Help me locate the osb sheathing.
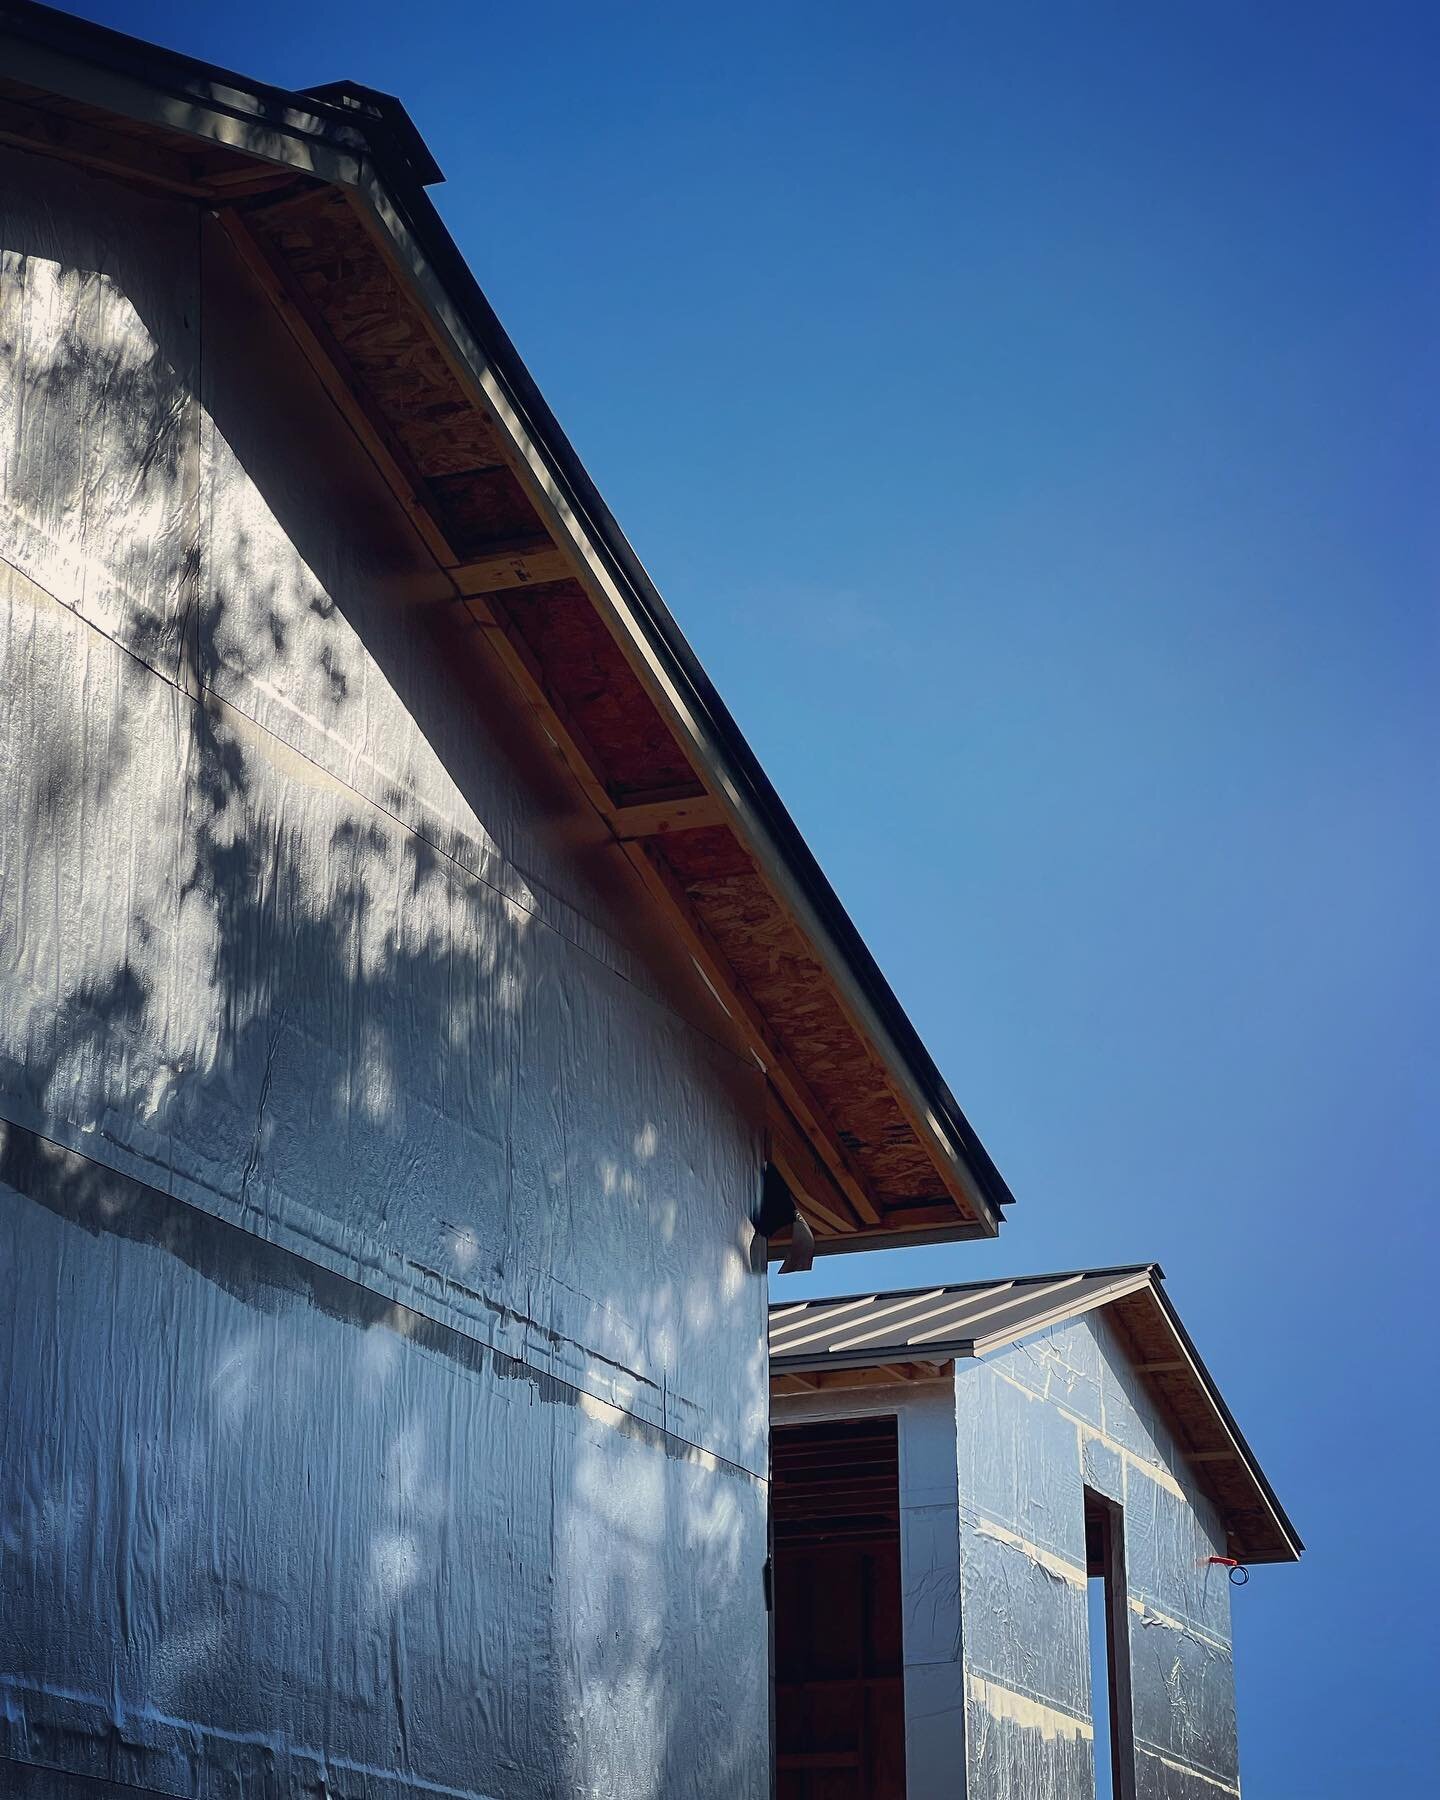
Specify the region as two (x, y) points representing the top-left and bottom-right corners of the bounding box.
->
(249, 190), (534, 546)
(501, 582), (703, 799)
(663, 829), (949, 1210)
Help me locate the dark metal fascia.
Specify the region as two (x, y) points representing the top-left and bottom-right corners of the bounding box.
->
(0, 0), (1016, 1237)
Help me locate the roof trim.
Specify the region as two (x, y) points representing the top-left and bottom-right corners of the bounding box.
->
(770, 1265), (1302, 1564)
(0, 0), (1015, 1243)
(1137, 1277), (1303, 1563)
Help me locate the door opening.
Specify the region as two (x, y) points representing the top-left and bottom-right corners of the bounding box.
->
(771, 1416), (907, 1800)
(1085, 1490), (1136, 1800)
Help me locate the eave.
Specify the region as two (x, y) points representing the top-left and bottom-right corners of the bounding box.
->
(0, 0), (1017, 1249)
(770, 1266), (1303, 1564)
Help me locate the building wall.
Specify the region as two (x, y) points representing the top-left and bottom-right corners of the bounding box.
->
(0, 145), (771, 1799)
(773, 1312), (1239, 1800)
(957, 1312), (1237, 1800)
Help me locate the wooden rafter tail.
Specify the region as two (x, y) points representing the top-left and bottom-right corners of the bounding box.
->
(767, 1166), (855, 1241)
(623, 840), (882, 1229)
(196, 159), (300, 195)
(876, 1201), (973, 1232)
(766, 1097), (868, 1235)
(459, 595), (619, 823)
(0, 91), (210, 195)
(215, 205), (458, 568)
(449, 537), (573, 595)
(213, 197), (662, 839)
(604, 793), (726, 839)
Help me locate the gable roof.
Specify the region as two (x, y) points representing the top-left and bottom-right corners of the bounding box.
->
(770, 1264), (1302, 1565)
(0, 0), (1016, 1250)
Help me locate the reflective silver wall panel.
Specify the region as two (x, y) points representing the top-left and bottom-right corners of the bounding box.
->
(1, 145), (770, 1798)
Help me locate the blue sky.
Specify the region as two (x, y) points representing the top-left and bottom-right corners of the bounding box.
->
(81, 1), (1440, 1789)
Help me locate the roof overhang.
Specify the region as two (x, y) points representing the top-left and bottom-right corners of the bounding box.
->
(0, 0), (1017, 1250)
(770, 1265), (1302, 1564)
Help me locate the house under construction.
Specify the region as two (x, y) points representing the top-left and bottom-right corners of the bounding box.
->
(770, 1267), (1300, 1799)
(0, 5), (1298, 1797)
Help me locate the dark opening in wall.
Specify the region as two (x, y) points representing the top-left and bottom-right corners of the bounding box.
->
(771, 1416), (907, 1800)
(1086, 1489), (1137, 1800)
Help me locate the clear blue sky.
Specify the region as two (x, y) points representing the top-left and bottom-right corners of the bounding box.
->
(79, 1), (1440, 1790)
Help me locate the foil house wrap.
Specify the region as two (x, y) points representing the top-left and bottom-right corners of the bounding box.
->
(769, 1268), (1302, 1800)
(0, 5), (1018, 1798)
(0, 7), (1299, 1800)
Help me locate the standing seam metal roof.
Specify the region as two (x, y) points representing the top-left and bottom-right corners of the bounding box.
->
(770, 1264), (1155, 1369)
(770, 1263), (1303, 1565)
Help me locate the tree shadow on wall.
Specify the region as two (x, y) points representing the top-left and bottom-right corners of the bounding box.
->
(0, 171), (768, 1800)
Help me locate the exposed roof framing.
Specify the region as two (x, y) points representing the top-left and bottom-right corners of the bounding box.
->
(0, 0), (1017, 1250)
(770, 1265), (1303, 1565)
(771, 1416), (901, 1549)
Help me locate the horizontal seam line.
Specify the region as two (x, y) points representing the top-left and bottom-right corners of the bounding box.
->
(0, 1111), (763, 1486)
(0, 550), (750, 1072)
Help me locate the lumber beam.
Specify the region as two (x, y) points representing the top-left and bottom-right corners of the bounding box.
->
(622, 840), (882, 1229)
(221, 209), (628, 861)
(605, 793), (726, 839)
(218, 206), (458, 567)
(771, 1360), (950, 1394)
(450, 537), (573, 595)
(874, 1201), (968, 1232)
(767, 1101), (868, 1236)
(459, 595), (619, 821)
(197, 159), (302, 196)
(0, 92), (210, 195)
(774, 1365), (917, 1395)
